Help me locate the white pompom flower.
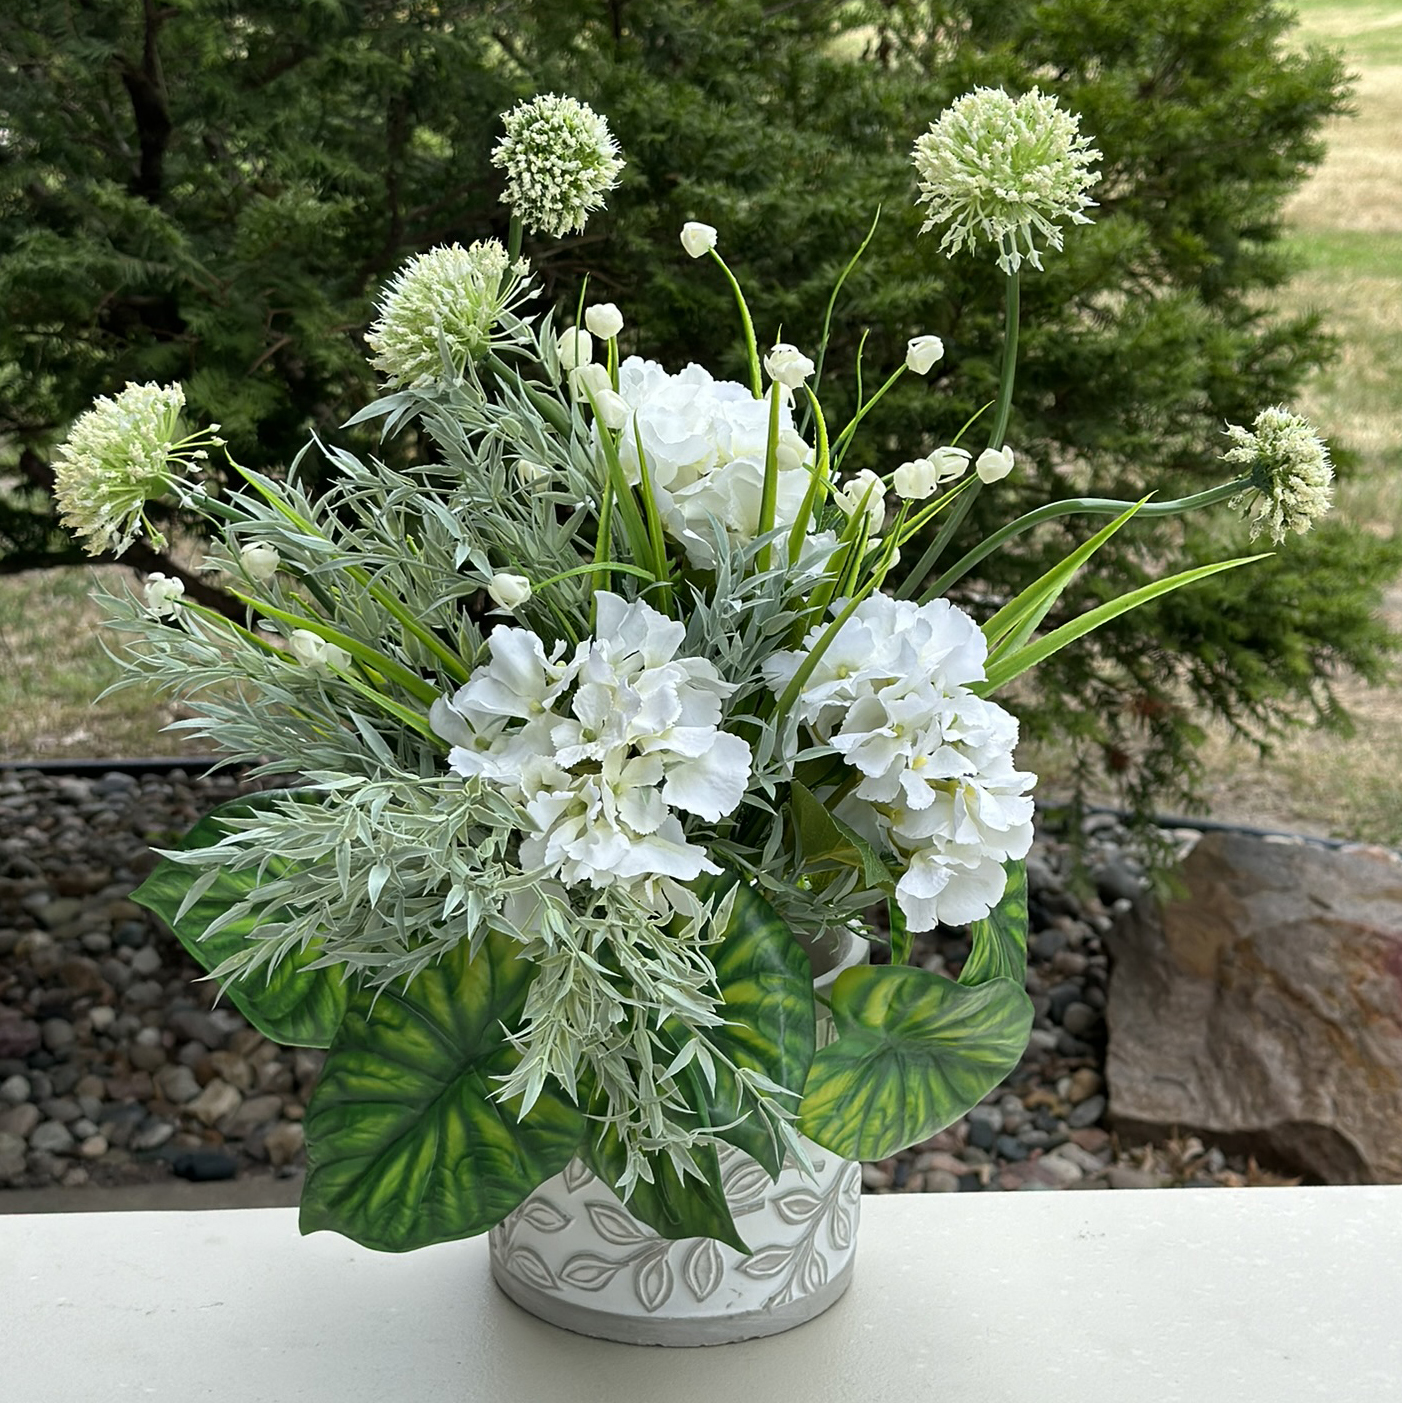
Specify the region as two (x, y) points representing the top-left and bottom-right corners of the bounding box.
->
(1224, 406), (1334, 544)
(913, 86), (1101, 274)
(491, 93), (624, 238)
(366, 241), (531, 388)
(52, 382), (221, 559)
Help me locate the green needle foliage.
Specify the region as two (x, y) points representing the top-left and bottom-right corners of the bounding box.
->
(2, 0), (1393, 805)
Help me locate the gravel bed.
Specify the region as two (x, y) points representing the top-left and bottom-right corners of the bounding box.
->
(0, 766), (1293, 1197)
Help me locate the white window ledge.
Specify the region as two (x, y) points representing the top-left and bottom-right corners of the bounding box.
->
(3, 1188), (1400, 1400)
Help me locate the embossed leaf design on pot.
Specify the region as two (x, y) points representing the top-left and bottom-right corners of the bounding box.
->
(772, 1189), (824, 1225)
(721, 1157), (772, 1214)
(683, 1238), (724, 1302)
(830, 1199), (854, 1251)
(800, 1247), (829, 1295)
(586, 1199), (650, 1247)
(562, 1158), (595, 1192)
(634, 1245), (676, 1313)
(738, 1247), (795, 1279)
(519, 1199), (572, 1233)
(559, 1253), (631, 1291)
(505, 1246), (558, 1292)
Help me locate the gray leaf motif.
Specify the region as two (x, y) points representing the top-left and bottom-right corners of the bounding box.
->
(772, 1189), (823, 1226)
(737, 1246), (794, 1280)
(634, 1245), (675, 1313)
(558, 1253), (631, 1292)
(800, 1244), (830, 1295)
(829, 1198), (854, 1252)
(586, 1200), (650, 1247)
(562, 1158), (596, 1193)
(519, 1199), (572, 1233)
(682, 1238), (724, 1302)
(504, 1246), (558, 1293)
(721, 1159), (771, 1214)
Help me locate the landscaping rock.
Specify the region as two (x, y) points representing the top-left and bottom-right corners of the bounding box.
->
(1106, 832), (1402, 1183)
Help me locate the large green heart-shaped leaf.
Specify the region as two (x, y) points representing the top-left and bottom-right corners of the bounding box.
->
(300, 929), (585, 1253)
(131, 792), (347, 1048)
(798, 965), (1033, 1161)
(666, 880), (816, 1179)
(959, 860), (1028, 988)
(583, 1122), (748, 1254)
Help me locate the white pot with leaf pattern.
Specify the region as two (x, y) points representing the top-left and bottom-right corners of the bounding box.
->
(488, 927), (869, 1346)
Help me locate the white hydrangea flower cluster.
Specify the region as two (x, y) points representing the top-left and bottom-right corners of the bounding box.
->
(52, 382), (219, 558)
(913, 86), (1101, 275)
(611, 356), (814, 569)
(764, 594), (1035, 930)
(491, 93), (624, 238)
(431, 593), (751, 902)
(366, 241), (531, 388)
(1224, 406), (1334, 544)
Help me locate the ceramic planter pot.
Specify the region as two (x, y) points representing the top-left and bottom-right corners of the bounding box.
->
(488, 927), (869, 1346)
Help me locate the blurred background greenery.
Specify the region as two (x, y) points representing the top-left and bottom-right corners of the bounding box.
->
(1, 0), (1398, 838)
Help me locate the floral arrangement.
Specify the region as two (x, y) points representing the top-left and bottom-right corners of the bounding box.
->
(55, 87), (1331, 1253)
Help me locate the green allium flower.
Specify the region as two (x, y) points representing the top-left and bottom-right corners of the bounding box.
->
(1225, 407), (1334, 544)
(491, 94), (624, 238)
(913, 87), (1101, 274)
(53, 382), (219, 558)
(366, 240), (530, 388)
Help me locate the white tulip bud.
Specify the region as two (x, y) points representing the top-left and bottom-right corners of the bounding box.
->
(906, 335), (945, 375)
(240, 542), (280, 583)
(555, 326), (593, 371)
(931, 446), (972, 482)
(143, 572), (185, 618)
(594, 388), (631, 432)
(764, 342), (815, 390)
(289, 629), (350, 673)
(976, 445), (1016, 483)
(833, 469), (886, 536)
(487, 572), (533, 610)
(515, 458), (549, 485)
(893, 458), (938, 501)
(680, 222), (718, 258)
(569, 362), (613, 401)
(583, 302), (623, 339)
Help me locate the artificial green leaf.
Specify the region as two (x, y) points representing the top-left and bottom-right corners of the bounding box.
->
(978, 554), (1269, 694)
(584, 1123), (748, 1254)
(959, 860), (1028, 988)
(666, 879), (816, 1179)
(299, 930), (585, 1253)
(790, 780), (896, 893)
(887, 895), (912, 966)
(131, 792), (347, 1049)
(798, 965), (1033, 1161)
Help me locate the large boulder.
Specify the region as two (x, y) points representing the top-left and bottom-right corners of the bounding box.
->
(1105, 832), (1402, 1183)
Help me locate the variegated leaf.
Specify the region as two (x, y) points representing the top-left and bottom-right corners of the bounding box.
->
(959, 860), (1028, 988)
(799, 966), (1033, 1162)
(299, 929), (585, 1252)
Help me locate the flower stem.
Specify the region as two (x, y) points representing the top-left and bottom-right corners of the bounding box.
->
(896, 257), (1019, 600)
(708, 250), (763, 399)
(755, 382), (784, 575)
(921, 476), (1251, 601)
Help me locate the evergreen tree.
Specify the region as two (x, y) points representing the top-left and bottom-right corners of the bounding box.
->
(1, 0), (1390, 799)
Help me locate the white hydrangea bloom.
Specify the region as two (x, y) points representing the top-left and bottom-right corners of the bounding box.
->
(366, 240), (531, 388)
(913, 87), (1101, 274)
(765, 593), (1034, 931)
(491, 93), (624, 238)
(610, 357), (814, 569)
(52, 382), (220, 558)
(1224, 406), (1334, 544)
(431, 593), (751, 900)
